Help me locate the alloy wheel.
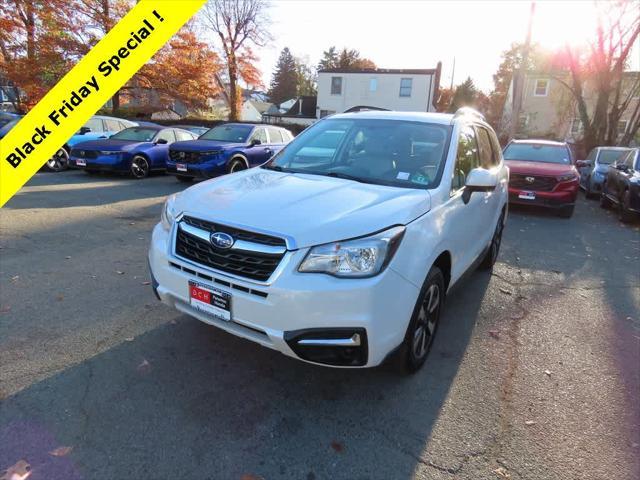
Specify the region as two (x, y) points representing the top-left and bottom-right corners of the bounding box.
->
(131, 156), (149, 179)
(412, 284), (440, 360)
(46, 148), (69, 172)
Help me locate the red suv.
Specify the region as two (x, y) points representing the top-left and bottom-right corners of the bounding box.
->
(503, 140), (579, 218)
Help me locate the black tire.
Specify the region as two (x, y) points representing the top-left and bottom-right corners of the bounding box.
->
(479, 212), (505, 270)
(228, 158), (247, 173)
(45, 148), (69, 172)
(130, 155), (150, 179)
(600, 192), (613, 209)
(619, 190), (635, 223)
(176, 175), (193, 183)
(399, 266), (445, 374)
(584, 179), (595, 199)
(558, 205), (574, 218)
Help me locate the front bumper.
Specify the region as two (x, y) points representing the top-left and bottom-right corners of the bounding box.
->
(148, 223), (419, 368)
(166, 159), (226, 179)
(69, 154), (129, 171)
(508, 181), (579, 208)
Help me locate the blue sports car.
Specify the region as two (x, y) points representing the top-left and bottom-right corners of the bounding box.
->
(69, 125), (198, 179)
(166, 123), (293, 182)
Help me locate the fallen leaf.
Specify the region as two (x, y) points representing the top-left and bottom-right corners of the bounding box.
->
(489, 330), (500, 340)
(65, 256), (71, 260)
(10, 275), (19, 282)
(56, 295), (64, 302)
(49, 446), (72, 457)
(137, 359), (151, 372)
(493, 466), (510, 478)
(240, 475), (263, 480)
(141, 281), (151, 286)
(116, 271), (125, 275)
(0, 306), (10, 314)
(524, 420), (536, 426)
(129, 222), (136, 225)
(125, 337), (134, 342)
(1, 460), (31, 480)
(544, 370), (552, 377)
(169, 319), (177, 325)
(498, 287), (512, 295)
(330, 440), (344, 453)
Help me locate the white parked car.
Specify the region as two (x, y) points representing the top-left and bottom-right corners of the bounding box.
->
(149, 109), (508, 372)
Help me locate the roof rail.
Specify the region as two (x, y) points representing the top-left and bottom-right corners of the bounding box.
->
(452, 107), (485, 121)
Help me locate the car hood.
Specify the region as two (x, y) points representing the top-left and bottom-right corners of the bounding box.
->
(71, 139), (143, 151)
(174, 168), (431, 249)
(170, 139), (245, 151)
(505, 160), (575, 176)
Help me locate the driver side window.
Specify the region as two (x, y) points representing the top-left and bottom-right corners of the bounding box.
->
(451, 125), (479, 194)
(251, 128), (268, 144)
(156, 129), (176, 144)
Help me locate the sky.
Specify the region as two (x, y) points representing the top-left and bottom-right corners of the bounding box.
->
(257, 0), (640, 93)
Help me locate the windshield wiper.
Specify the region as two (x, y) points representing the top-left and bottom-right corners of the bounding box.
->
(261, 164), (284, 171)
(325, 171), (367, 183)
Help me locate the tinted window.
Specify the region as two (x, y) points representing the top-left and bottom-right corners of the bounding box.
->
(452, 125), (479, 192)
(200, 124), (253, 143)
(503, 143), (570, 165)
(475, 127), (496, 169)
(83, 118), (103, 132)
(156, 129), (176, 143)
(266, 118), (451, 189)
(111, 127), (158, 142)
(599, 148), (630, 165)
(586, 149), (597, 161)
(267, 127), (283, 143)
(175, 129), (195, 141)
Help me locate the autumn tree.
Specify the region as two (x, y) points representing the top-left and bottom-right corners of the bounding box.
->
(435, 87), (454, 113)
(317, 46), (376, 70)
(268, 47), (297, 105)
(295, 56), (317, 96)
(201, 0), (270, 121)
(551, 1), (640, 150)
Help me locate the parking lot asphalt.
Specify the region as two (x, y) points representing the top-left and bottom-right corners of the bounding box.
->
(0, 170), (639, 480)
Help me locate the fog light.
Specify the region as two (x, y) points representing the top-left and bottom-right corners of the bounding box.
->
(284, 328), (368, 366)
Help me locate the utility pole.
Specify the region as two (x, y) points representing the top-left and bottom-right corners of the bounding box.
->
(450, 57), (456, 90)
(509, 1), (536, 141)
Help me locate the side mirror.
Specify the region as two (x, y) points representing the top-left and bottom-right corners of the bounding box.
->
(576, 160), (590, 168)
(155, 138), (169, 145)
(249, 138), (261, 147)
(79, 126), (91, 135)
(615, 163), (628, 171)
(463, 168), (497, 204)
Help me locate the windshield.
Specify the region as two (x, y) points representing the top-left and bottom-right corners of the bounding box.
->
(263, 118), (451, 189)
(599, 149), (630, 165)
(111, 127), (157, 142)
(503, 143), (571, 164)
(200, 124), (253, 142)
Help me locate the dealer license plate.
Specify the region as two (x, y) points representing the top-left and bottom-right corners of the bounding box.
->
(176, 163), (187, 172)
(189, 281), (231, 322)
(518, 191), (536, 200)
(76, 158), (86, 167)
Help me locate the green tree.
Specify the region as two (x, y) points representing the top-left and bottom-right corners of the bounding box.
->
(268, 47), (298, 104)
(449, 77), (479, 112)
(317, 46), (376, 70)
(295, 57), (317, 96)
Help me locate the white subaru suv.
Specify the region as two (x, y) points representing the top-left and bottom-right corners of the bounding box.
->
(149, 109), (508, 372)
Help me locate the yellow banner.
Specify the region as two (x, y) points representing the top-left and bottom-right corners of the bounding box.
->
(0, 0), (206, 207)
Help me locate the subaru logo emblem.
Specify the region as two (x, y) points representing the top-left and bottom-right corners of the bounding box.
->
(179, 151), (186, 159)
(80, 151), (85, 157)
(210, 232), (234, 249)
(525, 176), (535, 183)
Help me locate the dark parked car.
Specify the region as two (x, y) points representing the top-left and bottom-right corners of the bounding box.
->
(68, 126), (197, 179)
(577, 146), (631, 198)
(166, 123), (293, 182)
(600, 148), (640, 223)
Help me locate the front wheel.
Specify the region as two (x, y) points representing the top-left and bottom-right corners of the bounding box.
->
(130, 155), (150, 179)
(479, 212), (505, 271)
(228, 158), (247, 173)
(45, 148), (69, 172)
(400, 266), (445, 374)
(585, 178), (595, 199)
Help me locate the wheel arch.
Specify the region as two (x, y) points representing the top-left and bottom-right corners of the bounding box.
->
(228, 153), (249, 169)
(432, 250), (452, 292)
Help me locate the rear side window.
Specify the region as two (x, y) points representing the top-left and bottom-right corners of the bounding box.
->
(451, 125), (479, 193)
(175, 129), (195, 141)
(475, 126), (497, 169)
(104, 119), (121, 131)
(156, 129), (176, 143)
(251, 128), (268, 144)
(267, 127), (283, 143)
(84, 118), (103, 132)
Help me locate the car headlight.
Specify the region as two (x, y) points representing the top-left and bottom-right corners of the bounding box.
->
(160, 194), (179, 231)
(298, 226), (405, 278)
(557, 173), (577, 182)
(99, 151), (120, 155)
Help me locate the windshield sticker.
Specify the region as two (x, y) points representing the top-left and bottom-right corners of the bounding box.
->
(396, 171), (410, 180)
(410, 173), (430, 185)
